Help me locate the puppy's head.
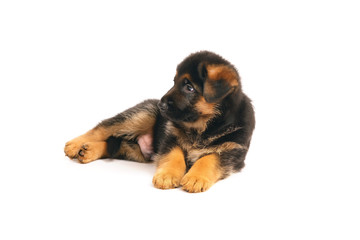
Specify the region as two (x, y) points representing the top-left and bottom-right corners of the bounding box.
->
(158, 51), (241, 127)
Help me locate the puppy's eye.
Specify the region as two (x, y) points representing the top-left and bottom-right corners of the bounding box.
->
(186, 84), (195, 92)
(183, 78), (195, 93)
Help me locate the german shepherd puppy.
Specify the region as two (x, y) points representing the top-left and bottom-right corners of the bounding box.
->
(64, 51), (255, 193)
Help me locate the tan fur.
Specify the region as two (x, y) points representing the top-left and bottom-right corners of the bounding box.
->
(64, 52), (253, 193)
(64, 128), (110, 159)
(64, 111), (156, 162)
(186, 142), (246, 163)
(118, 141), (147, 163)
(182, 117), (212, 132)
(195, 96), (218, 115)
(78, 141), (108, 164)
(181, 153), (223, 193)
(182, 97), (219, 132)
(202, 64), (240, 103)
(153, 147), (186, 189)
(179, 73), (191, 82)
(206, 64), (239, 87)
(165, 120), (246, 158)
(108, 112), (156, 139)
(164, 121), (177, 136)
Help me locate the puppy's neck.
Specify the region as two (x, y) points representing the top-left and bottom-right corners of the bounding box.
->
(181, 115), (213, 133)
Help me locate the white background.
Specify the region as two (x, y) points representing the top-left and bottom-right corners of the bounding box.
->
(1, 0), (359, 239)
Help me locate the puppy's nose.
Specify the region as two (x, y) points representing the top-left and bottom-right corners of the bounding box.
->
(158, 101), (168, 111)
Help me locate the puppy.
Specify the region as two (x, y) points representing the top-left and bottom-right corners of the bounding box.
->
(64, 51), (255, 193)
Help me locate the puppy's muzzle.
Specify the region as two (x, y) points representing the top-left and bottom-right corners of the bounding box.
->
(158, 99), (174, 112)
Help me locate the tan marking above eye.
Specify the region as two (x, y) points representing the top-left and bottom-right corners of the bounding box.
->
(177, 73), (191, 82)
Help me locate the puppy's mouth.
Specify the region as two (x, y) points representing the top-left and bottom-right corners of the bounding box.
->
(158, 102), (198, 123)
(163, 113), (197, 123)
(158, 108), (178, 121)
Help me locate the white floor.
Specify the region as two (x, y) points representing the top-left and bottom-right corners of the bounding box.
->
(1, 1), (359, 239)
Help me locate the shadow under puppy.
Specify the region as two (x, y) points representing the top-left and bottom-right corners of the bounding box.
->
(64, 51), (255, 193)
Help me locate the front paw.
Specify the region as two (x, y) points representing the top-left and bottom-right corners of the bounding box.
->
(152, 170), (183, 189)
(180, 175), (213, 193)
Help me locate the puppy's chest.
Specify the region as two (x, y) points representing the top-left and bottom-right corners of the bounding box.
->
(166, 121), (242, 163)
(179, 135), (213, 164)
(185, 147), (211, 163)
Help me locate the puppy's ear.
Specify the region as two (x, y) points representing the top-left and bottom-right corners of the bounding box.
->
(198, 62), (208, 80)
(201, 64), (239, 103)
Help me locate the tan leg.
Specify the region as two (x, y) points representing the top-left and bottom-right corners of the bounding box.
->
(65, 100), (159, 163)
(152, 147), (186, 189)
(76, 141), (108, 164)
(117, 141), (148, 163)
(64, 127), (110, 162)
(181, 153), (223, 193)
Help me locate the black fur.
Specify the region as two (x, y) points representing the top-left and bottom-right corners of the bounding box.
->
(65, 51), (255, 189)
(104, 51), (255, 178)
